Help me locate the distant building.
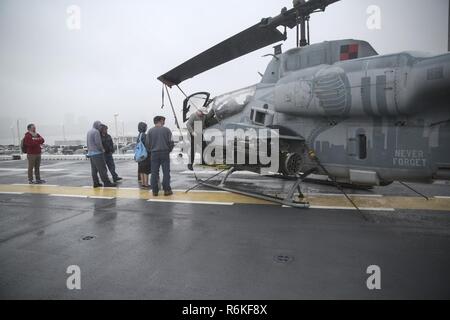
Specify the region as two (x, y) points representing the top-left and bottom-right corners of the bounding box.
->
(121, 136), (136, 145)
(54, 140), (85, 146)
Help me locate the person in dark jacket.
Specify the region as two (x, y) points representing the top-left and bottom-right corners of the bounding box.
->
(137, 122), (152, 189)
(100, 124), (122, 183)
(23, 124), (46, 184)
(87, 121), (116, 188)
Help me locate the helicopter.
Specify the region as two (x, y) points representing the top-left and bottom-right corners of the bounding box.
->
(158, 0), (450, 207)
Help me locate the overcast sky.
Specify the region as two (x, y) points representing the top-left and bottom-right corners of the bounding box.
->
(0, 0), (448, 144)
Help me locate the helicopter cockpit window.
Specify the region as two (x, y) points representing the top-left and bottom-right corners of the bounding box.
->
(211, 86), (256, 121)
(183, 92), (210, 123)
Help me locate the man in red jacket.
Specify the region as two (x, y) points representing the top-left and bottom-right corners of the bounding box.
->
(23, 124), (46, 184)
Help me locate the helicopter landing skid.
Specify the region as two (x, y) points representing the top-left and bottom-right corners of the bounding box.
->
(194, 167), (318, 209)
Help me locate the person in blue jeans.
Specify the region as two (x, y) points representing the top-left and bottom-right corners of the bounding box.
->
(86, 121), (116, 188)
(100, 124), (122, 183)
(145, 116), (174, 196)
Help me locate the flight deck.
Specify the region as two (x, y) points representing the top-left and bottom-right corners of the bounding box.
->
(0, 157), (449, 299)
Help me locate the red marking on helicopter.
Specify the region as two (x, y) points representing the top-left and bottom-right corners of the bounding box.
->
(340, 44), (359, 61)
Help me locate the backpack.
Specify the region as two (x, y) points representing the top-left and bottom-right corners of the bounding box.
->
(134, 133), (148, 162)
(20, 137), (27, 153)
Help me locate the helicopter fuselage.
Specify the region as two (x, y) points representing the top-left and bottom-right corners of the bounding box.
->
(204, 39), (450, 186)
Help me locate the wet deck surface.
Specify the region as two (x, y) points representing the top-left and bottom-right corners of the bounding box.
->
(0, 158), (450, 299)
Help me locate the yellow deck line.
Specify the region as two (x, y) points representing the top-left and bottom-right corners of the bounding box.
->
(0, 184), (271, 205)
(0, 184), (449, 211)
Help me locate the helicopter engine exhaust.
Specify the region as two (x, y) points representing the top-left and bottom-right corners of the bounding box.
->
(279, 152), (303, 176)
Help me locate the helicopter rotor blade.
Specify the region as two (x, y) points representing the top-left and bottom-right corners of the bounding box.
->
(157, 0), (341, 87)
(157, 22), (286, 87)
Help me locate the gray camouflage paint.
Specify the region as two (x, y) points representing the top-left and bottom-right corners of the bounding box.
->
(205, 39), (450, 185)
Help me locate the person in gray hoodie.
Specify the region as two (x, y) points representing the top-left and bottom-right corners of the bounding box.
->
(87, 121), (116, 188)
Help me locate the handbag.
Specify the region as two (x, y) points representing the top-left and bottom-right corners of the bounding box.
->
(134, 133), (148, 162)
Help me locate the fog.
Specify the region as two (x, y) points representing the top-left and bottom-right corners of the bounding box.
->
(0, 0), (448, 145)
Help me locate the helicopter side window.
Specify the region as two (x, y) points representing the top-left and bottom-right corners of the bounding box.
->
(358, 134), (367, 160)
(284, 54), (302, 72)
(307, 50), (326, 67)
(283, 48), (328, 72)
(254, 112), (266, 125)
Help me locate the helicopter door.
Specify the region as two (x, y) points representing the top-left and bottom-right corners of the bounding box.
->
(182, 92), (211, 123)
